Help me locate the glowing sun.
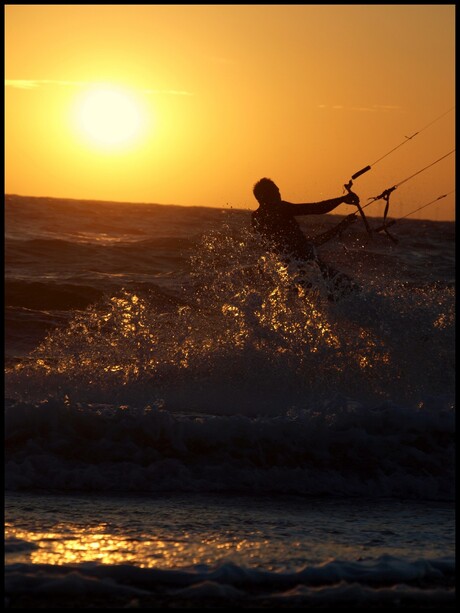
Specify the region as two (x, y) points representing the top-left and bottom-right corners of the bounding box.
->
(74, 86), (147, 149)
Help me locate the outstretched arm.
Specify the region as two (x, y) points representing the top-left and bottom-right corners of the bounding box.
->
(281, 191), (359, 216)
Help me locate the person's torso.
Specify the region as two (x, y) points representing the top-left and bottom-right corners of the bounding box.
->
(252, 203), (316, 260)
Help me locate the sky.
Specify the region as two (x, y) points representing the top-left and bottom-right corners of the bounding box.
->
(4, 4), (456, 220)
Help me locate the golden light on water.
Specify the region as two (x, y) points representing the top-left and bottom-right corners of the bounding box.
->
(5, 524), (273, 569)
(12, 278), (373, 392)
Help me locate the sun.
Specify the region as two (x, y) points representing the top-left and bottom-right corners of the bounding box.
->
(73, 85), (147, 150)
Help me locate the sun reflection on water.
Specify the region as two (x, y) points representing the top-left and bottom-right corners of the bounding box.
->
(5, 523), (273, 569)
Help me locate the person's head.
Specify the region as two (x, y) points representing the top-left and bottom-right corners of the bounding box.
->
(253, 178), (281, 205)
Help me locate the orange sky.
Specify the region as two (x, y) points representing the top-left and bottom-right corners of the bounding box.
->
(4, 4), (455, 220)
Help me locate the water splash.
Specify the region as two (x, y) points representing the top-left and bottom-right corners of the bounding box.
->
(6, 224), (455, 414)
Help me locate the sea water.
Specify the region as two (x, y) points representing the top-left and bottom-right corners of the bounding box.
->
(4, 194), (455, 607)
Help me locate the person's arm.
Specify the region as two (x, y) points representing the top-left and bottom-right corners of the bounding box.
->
(281, 191), (359, 216)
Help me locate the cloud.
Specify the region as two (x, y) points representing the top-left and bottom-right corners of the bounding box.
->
(5, 80), (194, 96)
(373, 104), (401, 110)
(5, 79), (87, 89)
(350, 106), (378, 112)
(317, 103), (402, 112)
(142, 89), (194, 96)
(5, 80), (37, 89)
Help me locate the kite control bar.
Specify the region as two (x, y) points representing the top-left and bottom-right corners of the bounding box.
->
(350, 165), (371, 181)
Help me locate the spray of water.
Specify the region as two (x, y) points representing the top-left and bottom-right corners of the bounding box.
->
(6, 223), (455, 414)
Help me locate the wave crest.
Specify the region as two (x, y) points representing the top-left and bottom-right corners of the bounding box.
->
(5, 224), (455, 413)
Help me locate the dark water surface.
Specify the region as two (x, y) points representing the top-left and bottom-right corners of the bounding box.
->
(4, 194), (455, 607)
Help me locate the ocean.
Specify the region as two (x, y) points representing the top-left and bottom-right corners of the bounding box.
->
(4, 194), (455, 608)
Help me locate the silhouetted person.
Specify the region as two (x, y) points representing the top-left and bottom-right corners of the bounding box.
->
(252, 178), (360, 300)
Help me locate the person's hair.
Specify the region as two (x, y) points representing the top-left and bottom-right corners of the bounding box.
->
(253, 178), (279, 204)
